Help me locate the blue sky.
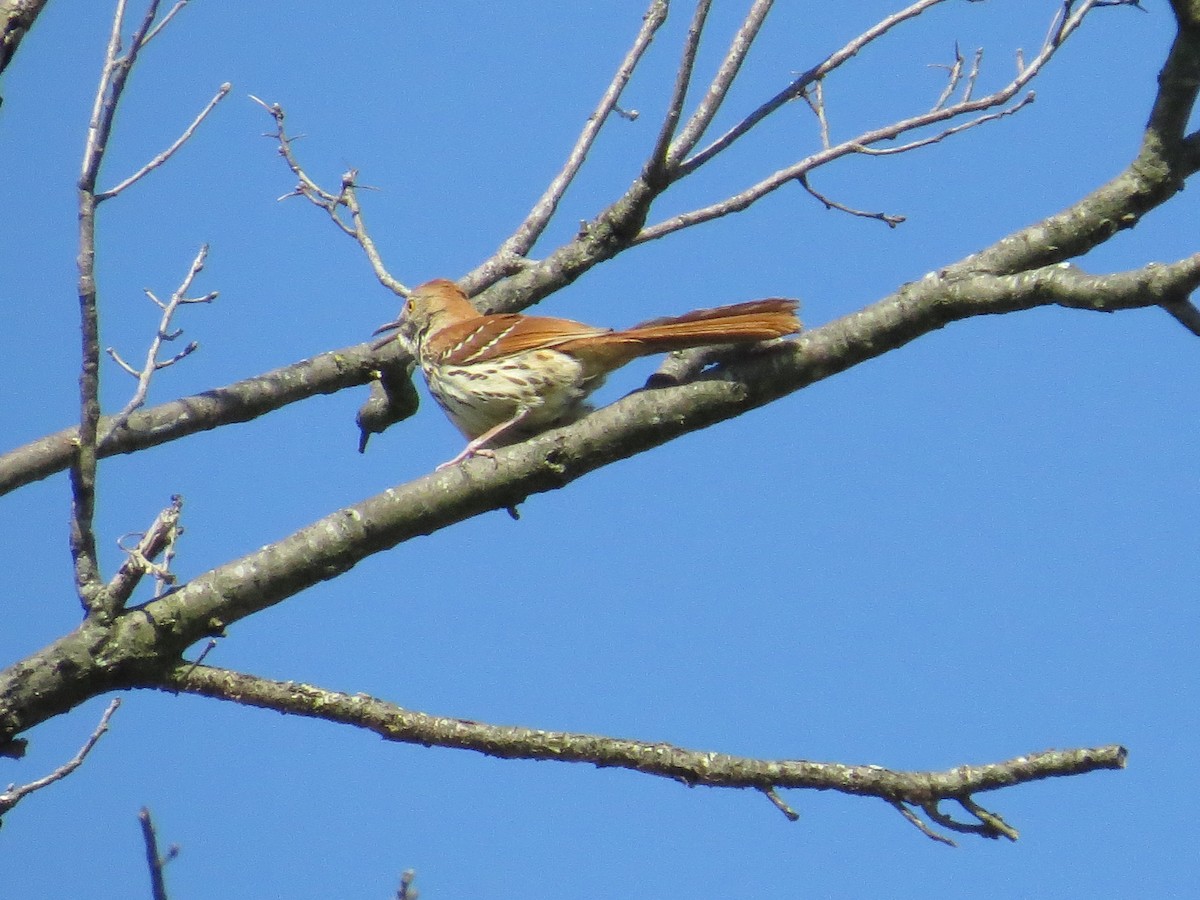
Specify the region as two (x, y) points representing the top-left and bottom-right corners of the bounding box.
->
(2, 2), (1197, 897)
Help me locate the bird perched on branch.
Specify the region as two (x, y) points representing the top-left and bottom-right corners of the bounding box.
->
(373, 278), (801, 468)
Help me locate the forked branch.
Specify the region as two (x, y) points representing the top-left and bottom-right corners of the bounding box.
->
(104, 245), (216, 440)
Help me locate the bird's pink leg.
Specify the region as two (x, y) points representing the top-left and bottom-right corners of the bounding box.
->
(435, 407), (532, 470)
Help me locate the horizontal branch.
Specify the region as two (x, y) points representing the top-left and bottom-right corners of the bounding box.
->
(158, 664), (1126, 806)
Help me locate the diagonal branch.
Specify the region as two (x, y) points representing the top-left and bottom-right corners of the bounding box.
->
(663, 0), (774, 171)
(0, 0), (50, 80)
(96, 81), (231, 201)
(0, 339), (395, 497)
(0, 699), (120, 818)
(485, 0), (669, 277)
(635, 0), (1111, 245)
(151, 662), (1125, 841)
(1, 0), (1191, 519)
(5, 246), (1199, 751)
(680, 0), (951, 176)
(644, 0), (713, 182)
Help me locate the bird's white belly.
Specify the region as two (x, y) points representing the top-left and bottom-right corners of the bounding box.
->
(424, 349), (597, 440)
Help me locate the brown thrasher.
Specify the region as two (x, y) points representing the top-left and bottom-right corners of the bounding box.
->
(374, 278), (801, 468)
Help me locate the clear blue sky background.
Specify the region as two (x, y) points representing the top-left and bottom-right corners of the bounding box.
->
(2, 2), (1197, 897)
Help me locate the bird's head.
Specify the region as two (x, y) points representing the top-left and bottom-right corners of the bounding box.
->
(372, 278), (478, 355)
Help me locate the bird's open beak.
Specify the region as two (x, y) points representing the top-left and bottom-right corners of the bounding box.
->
(370, 319), (402, 350)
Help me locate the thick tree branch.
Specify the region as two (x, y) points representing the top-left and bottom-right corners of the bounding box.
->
(0, 340), (393, 497)
(0, 0), (48, 80)
(4, 247), (1198, 746)
(0, 0), (1172, 505)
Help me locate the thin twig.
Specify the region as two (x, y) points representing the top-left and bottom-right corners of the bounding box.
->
(890, 800), (957, 846)
(139, 807), (178, 900)
(762, 786), (800, 821)
(107, 494), (184, 607)
(929, 42), (965, 112)
(798, 174), (906, 226)
(251, 96), (407, 296)
(646, 0), (713, 182)
(666, 0), (774, 169)
(483, 0), (668, 277)
(0, 699), (121, 818)
(97, 81), (231, 201)
(396, 870), (418, 900)
(103, 245), (214, 440)
(1161, 298), (1200, 335)
(681, 0), (950, 176)
(922, 795), (1019, 841)
(337, 170), (408, 296)
(802, 79), (831, 149)
(960, 795), (1020, 840)
(848, 94), (1035, 156)
(635, 12), (1066, 247)
(140, 0), (187, 46)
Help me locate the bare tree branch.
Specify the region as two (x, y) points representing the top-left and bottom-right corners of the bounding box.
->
(73, 0), (167, 614)
(72, 0), (203, 622)
(0, 699), (120, 819)
(892, 800), (958, 846)
(138, 807), (178, 900)
(104, 246), (215, 438)
(108, 495), (184, 608)
(680, 0), (952, 175)
(0, 339), (394, 497)
(645, 0), (714, 180)
(663, 0), (773, 170)
(0, 11), (1194, 849)
(250, 97), (408, 298)
(486, 0), (669, 279)
(151, 662), (1125, 839)
(96, 81), (231, 201)
(5, 239), (1197, 755)
(0, 0), (49, 80)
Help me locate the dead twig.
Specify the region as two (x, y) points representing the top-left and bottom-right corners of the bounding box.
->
(104, 246), (215, 440)
(250, 96), (407, 297)
(0, 699), (121, 821)
(139, 807), (179, 900)
(108, 495), (184, 607)
(96, 81), (231, 201)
